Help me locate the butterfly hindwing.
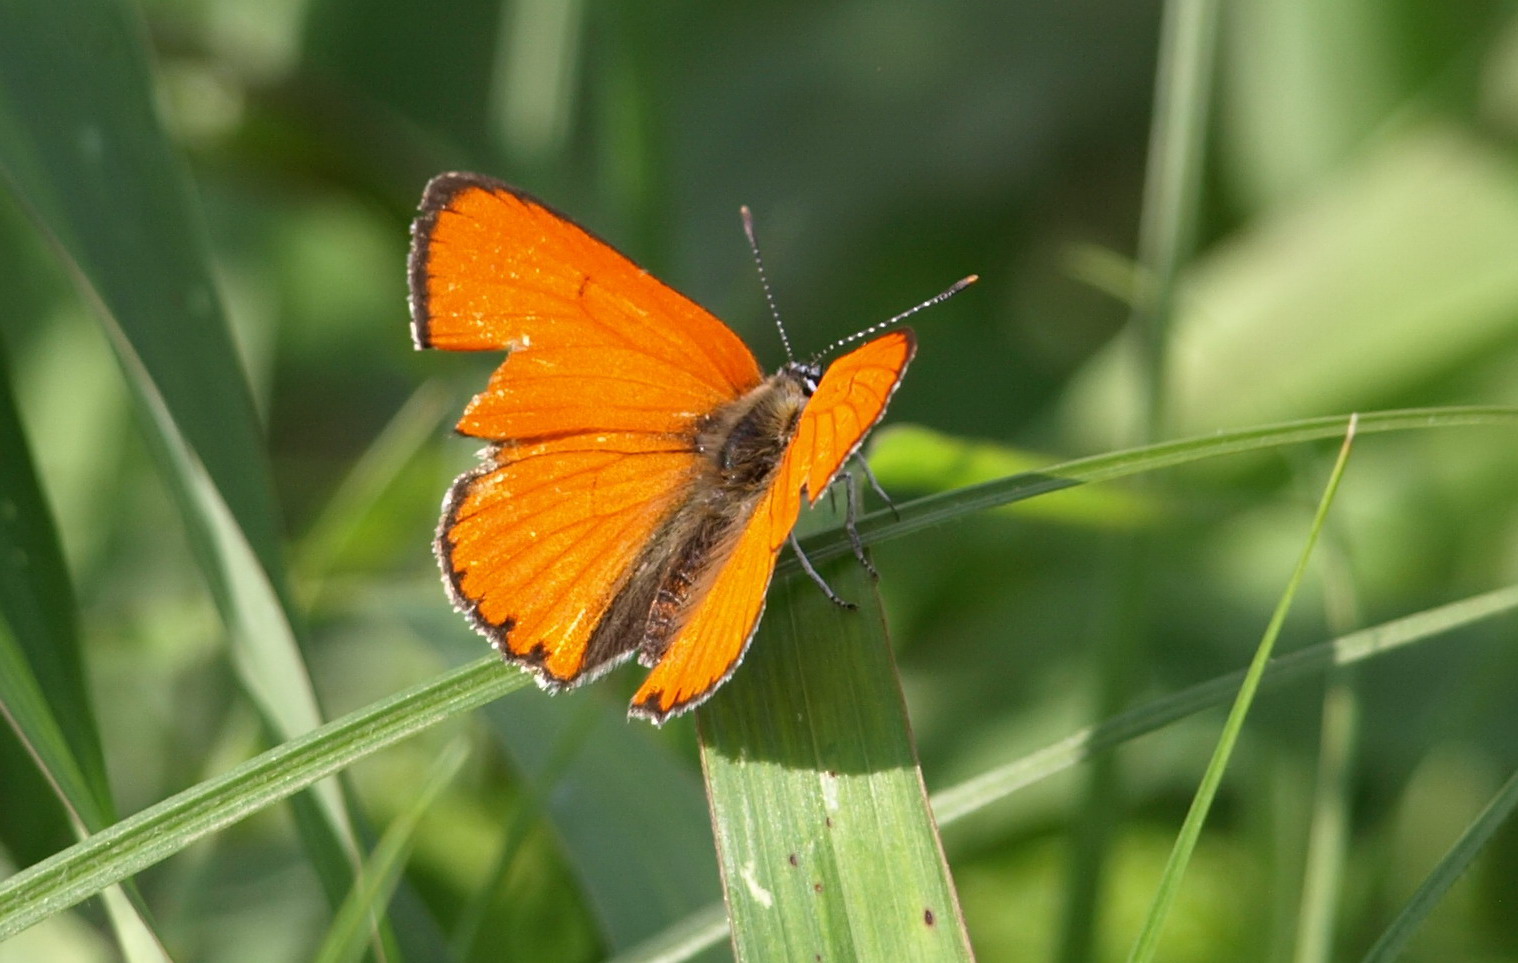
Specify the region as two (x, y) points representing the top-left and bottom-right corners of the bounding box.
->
(441, 433), (700, 686)
(627, 476), (786, 722)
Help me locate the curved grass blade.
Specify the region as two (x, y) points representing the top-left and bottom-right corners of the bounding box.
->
(1292, 520), (1364, 963)
(296, 381), (452, 597)
(932, 581), (1518, 824)
(1126, 416), (1358, 963)
(1293, 674), (1359, 963)
(697, 557), (973, 961)
(0, 346), (110, 819)
(0, 0), (366, 907)
(1066, 0), (1222, 952)
(612, 904), (729, 963)
(0, 0), (284, 582)
(792, 405), (1518, 572)
(0, 351), (108, 831)
(1359, 765), (1518, 963)
(0, 332), (167, 960)
(0, 658), (527, 941)
(450, 707), (598, 958)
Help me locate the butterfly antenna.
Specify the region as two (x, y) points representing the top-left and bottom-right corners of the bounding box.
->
(818, 274), (979, 357)
(740, 205), (795, 363)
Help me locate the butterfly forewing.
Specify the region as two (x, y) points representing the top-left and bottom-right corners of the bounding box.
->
(456, 343), (736, 441)
(790, 329), (916, 504)
(411, 173), (763, 400)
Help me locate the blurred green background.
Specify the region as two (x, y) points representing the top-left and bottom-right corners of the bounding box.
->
(3, 0), (1518, 960)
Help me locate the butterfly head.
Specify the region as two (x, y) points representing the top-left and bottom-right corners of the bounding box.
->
(783, 359), (824, 395)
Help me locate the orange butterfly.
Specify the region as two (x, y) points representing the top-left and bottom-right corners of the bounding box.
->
(410, 173), (972, 723)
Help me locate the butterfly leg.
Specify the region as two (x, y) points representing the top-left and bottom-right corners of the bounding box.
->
(835, 471), (879, 580)
(788, 532), (856, 610)
(854, 453), (899, 520)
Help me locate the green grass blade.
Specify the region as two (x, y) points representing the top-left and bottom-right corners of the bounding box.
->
(0, 628), (94, 833)
(0, 0), (284, 583)
(5, 575), (1511, 955)
(0, 349), (108, 828)
(1293, 675), (1359, 963)
(1130, 0), (1220, 435)
(313, 741), (467, 963)
(450, 707), (598, 957)
(609, 905), (730, 963)
(1359, 765), (1518, 963)
(1127, 417), (1359, 963)
(1066, 0), (1221, 951)
(0, 658), (527, 942)
(697, 556), (972, 961)
(0, 0), (367, 904)
(796, 405), (1518, 569)
(0, 325), (168, 960)
(1291, 498), (1364, 963)
(866, 424), (1154, 529)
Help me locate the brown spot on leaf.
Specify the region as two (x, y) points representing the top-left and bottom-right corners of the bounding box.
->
(924, 907), (936, 926)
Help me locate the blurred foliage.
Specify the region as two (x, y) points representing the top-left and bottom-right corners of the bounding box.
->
(3, 0), (1518, 960)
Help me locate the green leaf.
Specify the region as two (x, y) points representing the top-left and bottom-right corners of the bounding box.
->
(866, 424), (1153, 529)
(698, 556), (972, 960)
